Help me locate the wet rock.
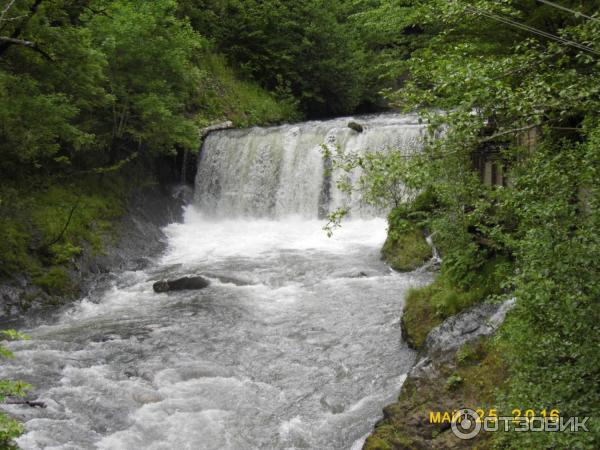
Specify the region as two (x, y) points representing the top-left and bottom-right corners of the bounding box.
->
(153, 276), (210, 293)
(4, 398), (47, 408)
(199, 120), (234, 138)
(330, 268), (382, 279)
(424, 298), (516, 359)
(365, 299), (517, 450)
(347, 121), (364, 133)
(0, 184), (188, 324)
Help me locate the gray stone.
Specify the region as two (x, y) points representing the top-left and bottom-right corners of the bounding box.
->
(423, 298), (516, 358)
(347, 121), (364, 133)
(153, 276), (210, 293)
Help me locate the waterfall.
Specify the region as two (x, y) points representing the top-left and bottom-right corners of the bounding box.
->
(195, 113), (426, 218)
(2, 113), (433, 450)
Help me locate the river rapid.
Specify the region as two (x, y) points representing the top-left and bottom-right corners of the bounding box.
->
(1, 114), (430, 449)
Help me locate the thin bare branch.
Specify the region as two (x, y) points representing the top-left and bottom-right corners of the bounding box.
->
(45, 198), (80, 248)
(0, 35), (52, 60)
(0, 0), (17, 23)
(480, 123), (541, 143)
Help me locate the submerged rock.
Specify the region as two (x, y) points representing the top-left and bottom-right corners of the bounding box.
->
(153, 276), (210, 293)
(202, 273), (253, 286)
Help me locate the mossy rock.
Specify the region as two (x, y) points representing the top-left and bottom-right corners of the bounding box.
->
(32, 267), (73, 296)
(401, 278), (485, 350)
(348, 121), (364, 133)
(364, 424), (415, 450)
(366, 337), (504, 450)
(401, 257), (512, 350)
(381, 225), (431, 272)
(401, 284), (440, 349)
(363, 436), (393, 450)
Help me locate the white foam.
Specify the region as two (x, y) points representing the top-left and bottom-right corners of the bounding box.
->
(162, 207), (388, 264)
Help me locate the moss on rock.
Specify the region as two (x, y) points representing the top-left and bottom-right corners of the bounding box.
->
(381, 224), (431, 272)
(367, 337), (506, 450)
(32, 267), (73, 296)
(401, 257), (511, 349)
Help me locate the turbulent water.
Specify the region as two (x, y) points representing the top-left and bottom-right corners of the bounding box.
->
(196, 113), (426, 218)
(0, 114), (430, 450)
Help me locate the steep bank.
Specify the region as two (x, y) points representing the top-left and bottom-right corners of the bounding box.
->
(365, 300), (514, 450)
(369, 223), (515, 449)
(0, 181), (188, 325)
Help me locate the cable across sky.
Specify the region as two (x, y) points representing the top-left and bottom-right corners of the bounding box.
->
(535, 0), (600, 23)
(462, 4), (600, 57)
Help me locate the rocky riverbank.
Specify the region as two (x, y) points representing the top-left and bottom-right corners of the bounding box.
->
(364, 299), (515, 450)
(0, 184), (189, 326)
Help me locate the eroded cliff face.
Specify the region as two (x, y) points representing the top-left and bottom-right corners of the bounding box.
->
(0, 184), (189, 325)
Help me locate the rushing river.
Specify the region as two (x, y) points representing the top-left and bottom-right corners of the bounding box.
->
(1, 114), (431, 449)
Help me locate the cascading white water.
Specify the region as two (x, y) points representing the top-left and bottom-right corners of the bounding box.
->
(0, 113), (432, 450)
(196, 113), (426, 218)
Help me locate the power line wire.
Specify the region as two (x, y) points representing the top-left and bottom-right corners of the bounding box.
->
(475, 8), (594, 53)
(535, 0), (600, 23)
(463, 5), (600, 57)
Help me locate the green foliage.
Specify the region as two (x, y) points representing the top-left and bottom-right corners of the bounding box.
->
(32, 185), (123, 255)
(0, 331), (30, 447)
(179, 0), (371, 116)
(86, 0), (205, 160)
(341, 1), (600, 448)
(0, 414), (23, 448)
(402, 257), (511, 349)
(195, 53), (300, 127)
(0, 0), (299, 183)
(0, 176), (126, 279)
(346, 0), (436, 107)
(324, 143), (426, 210)
(323, 141), (429, 238)
(32, 266), (71, 295)
(0, 215), (34, 278)
(493, 138), (600, 449)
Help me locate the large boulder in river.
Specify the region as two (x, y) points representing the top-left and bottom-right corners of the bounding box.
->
(347, 121), (363, 133)
(153, 276), (210, 293)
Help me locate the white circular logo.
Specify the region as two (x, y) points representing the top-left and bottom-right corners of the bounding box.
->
(451, 408), (482, 440)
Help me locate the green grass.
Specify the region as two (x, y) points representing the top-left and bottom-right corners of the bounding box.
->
(196, 53), (301, 128)
(401, 257), (512, 349)
(0, 174), (129, 292)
